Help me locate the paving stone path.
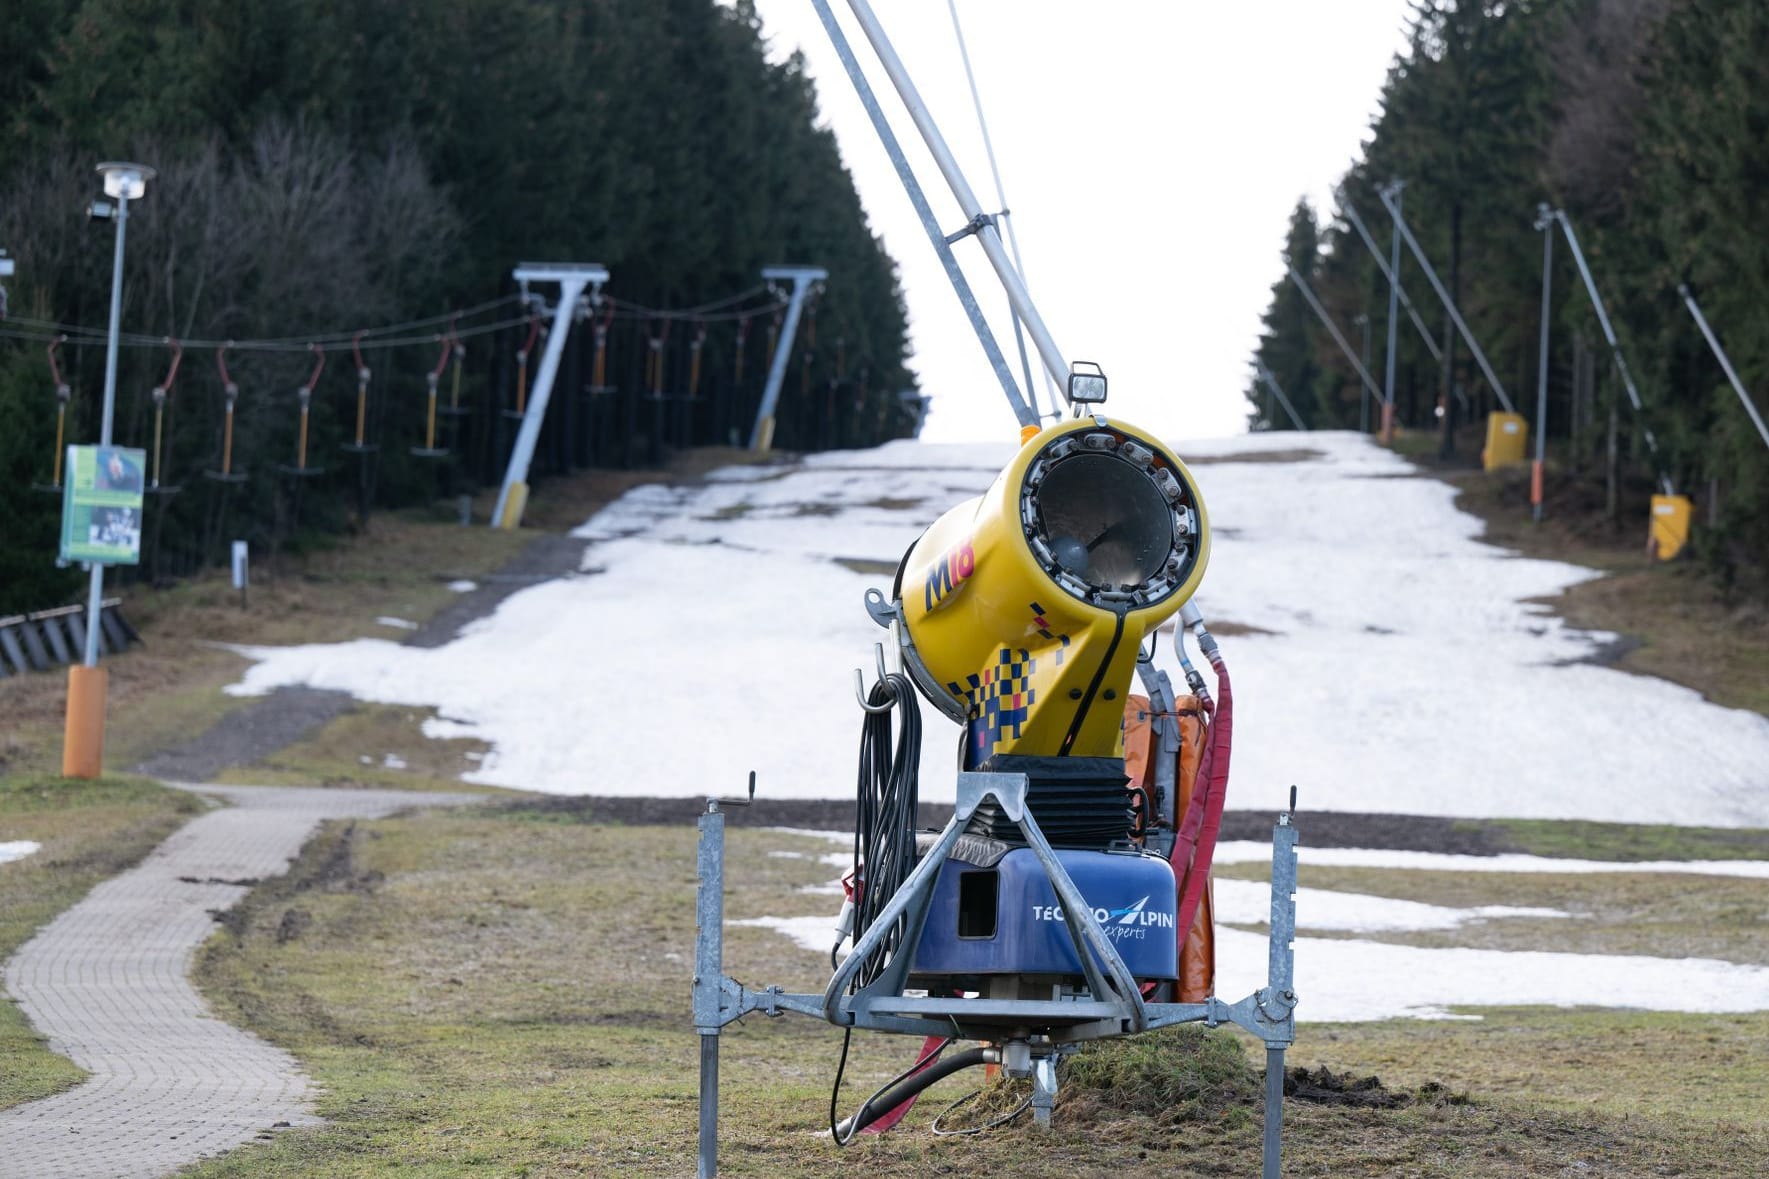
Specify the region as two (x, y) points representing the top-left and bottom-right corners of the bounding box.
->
(0, 783), (483, 1179)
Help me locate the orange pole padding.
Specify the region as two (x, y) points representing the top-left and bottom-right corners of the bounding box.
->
(53, 405), (67, 486)
(689, 341), (704, 397)
(354, 382), (368, 446)
(1019, 423), (1041, 446)
(222, 404), (235, 476)
(1379, 401), (1395, 445)
(298, 405), (310, 470)
(62, 664), (108, 779)
(425, 377), (439, 450)
(1530, 458), (1544, 507)
(515, 359), (529, 415)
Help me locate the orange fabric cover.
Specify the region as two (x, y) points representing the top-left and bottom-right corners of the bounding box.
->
(1124, 694), (1214, 1000)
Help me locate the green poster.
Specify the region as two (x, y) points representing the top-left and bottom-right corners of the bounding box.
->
(59, 446), (146, 566)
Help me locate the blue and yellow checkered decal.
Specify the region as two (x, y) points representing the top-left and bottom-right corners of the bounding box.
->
(949, 647), (1037, 756)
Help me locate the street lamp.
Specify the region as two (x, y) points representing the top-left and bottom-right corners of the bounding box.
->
(63, 161), (154, 779)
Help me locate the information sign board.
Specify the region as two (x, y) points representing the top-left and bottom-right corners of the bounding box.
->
(59, 445), (146, 566)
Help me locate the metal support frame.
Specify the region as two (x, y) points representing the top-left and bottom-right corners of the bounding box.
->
(747, 267), (827, 451)
(692, 777), (1299, 1177)
(1677, 285), (1769, 458)
(839, 0), (1069, 396)
(1253, 359), (1308, 432)
(1285, 265), (1382, 414)
(1552, 212), (1674, 493)
(490, 262), (608, 529)
(1337, 191), (1444, 366)
(1376, 183), (1517, 415)
(809, 0), (1037, 429)
(1532, 206), (1554, 523)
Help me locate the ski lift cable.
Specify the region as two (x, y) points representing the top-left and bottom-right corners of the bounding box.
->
(0, 313), (536, 355)
(810, 0), (1037, 430)
(947, 0), (1062, 420)
(0, 284), (782, 356)
(612, 284), (772, 319)
(1, 295), (521, 351)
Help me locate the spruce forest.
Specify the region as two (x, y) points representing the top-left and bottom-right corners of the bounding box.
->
(0, 0), (915, 614)
(1251, 0), (1768, 588)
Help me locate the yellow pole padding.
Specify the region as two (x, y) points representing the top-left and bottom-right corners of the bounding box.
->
(1483, 411), (1528, 471)
(1648, 494), (1692, 561)
(498, 482), (529, 530)
(62, 664), (108, 779)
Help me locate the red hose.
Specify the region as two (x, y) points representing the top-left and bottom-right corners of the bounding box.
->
(1170, 646), (1232, 954)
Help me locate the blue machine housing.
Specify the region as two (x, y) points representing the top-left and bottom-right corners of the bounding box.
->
(911, 846), (1179, 981)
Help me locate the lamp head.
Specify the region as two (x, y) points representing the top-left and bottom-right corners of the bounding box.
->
(96, 162), (155, 200)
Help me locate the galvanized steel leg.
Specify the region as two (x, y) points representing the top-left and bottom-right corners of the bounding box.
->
(698, 1033), (719, 1179)
(1031, 1055), (1057, 1129)
(694, 804), (727, 1179)
(1263, 1046), (1286, 1179)
(1262, 802), (1300, 1179)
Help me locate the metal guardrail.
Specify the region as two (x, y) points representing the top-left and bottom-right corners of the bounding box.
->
(0, 598), (140, 678)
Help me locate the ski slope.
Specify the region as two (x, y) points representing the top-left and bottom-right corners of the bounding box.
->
(228, 431), (1769, 826)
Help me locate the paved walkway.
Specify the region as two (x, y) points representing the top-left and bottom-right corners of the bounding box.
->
(0, 783), (483, 1179)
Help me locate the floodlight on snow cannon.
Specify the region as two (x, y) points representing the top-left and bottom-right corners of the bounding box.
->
(690, 5), (1303, 1178)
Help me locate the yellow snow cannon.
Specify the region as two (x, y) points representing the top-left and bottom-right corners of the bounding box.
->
(893, 414), (1209, 767)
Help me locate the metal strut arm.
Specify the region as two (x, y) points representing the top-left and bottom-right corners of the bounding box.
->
(1376, 185), (1517, 414)
(838, 0), (1069, 396)
(809, 0), (1036, 429)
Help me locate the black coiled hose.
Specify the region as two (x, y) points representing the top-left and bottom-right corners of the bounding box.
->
(829, 670), (927, 1145)
(848, 671), (921, 989)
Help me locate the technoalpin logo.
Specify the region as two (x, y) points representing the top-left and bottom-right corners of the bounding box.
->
(1028, 897), (1177, 940)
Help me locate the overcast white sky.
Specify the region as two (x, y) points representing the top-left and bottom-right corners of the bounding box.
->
(744, 1), (1415, 442)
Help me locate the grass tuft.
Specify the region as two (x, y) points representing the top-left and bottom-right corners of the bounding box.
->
(1061, 1025), (1260, 1127)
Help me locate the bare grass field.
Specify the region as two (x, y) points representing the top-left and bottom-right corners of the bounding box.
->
(2, 443), (1766, 1175)
(179, 809), (1769, 1177)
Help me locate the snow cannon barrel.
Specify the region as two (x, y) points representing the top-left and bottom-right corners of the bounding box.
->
(894, 416), (1209, 766)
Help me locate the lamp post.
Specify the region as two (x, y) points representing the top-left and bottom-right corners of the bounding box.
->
(63, 161), (153, 779)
